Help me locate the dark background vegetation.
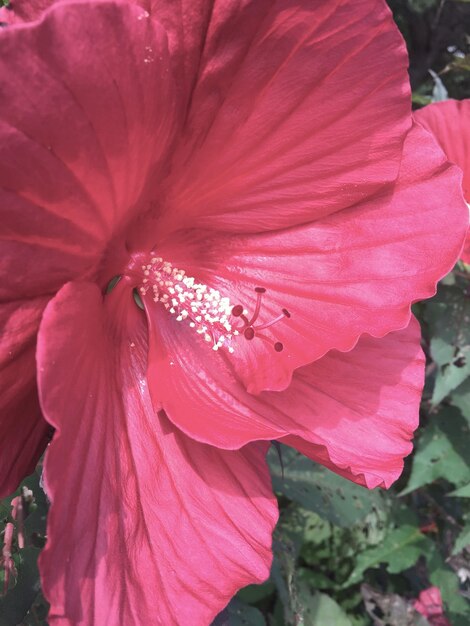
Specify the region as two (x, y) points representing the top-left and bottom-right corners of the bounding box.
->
(1, 0), (469, 624)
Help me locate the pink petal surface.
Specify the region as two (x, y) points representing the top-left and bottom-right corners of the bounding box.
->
(158, 0), (412, 235)
(414, 99), (470, 263)
(0, 0), (55, 23)
(0, 0), (182, 494)
(414, 99), (470, 199)
(0, 0), (179, 300)
(37, 281), (277, 626)
(414, 587), (451, 626)
(148, 282), (423, 488)
(145, 122), (466, 396)
(1, 0), (411, 214)
(3, 1), (465, 397)
(0, 299), (50, 496)
(279, 317), (424, 489)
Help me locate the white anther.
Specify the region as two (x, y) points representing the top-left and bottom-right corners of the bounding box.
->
(138, 254), (241, 354)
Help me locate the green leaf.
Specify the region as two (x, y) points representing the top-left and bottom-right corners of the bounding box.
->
(401, 407), (470, 494)
(425, 285), (470, 404)
(450, 378), (470, 426)
(217, 599), (266, 626)
(453, 522), (470, 554)
(237, 581), (275, 605)
(449, 482), (470, 497)
(428, 550), (470, 618)
(227, 598), (266, 626)
(268, 447), (385, 526)
(297, 587), (352, 626)
(344, 525), (431, 586)
(431, 337), (470, 404)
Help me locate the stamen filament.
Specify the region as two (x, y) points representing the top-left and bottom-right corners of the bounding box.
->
(253, 313), (287, 331)
(125, 256), (291, 354)
(248, 287), (266, 325)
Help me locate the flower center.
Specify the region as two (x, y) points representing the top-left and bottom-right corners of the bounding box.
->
(138, 255), (237, 352)
(118, 254), (290, 353)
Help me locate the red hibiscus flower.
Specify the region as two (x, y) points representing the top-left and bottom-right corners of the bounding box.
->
(414, 99), (470, 263)
(0, 1), (468, 624)
(414, 586), (452, 626)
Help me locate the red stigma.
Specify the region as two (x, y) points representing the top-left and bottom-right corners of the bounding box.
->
(231, 287), (291, 352)
(244, 328), (255, 340)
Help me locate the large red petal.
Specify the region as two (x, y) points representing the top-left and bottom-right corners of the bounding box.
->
(148, 286), (423, 488)
(0, 0), (179, 300)
(414, 99), (470, 200)
(37, 282), (277, 626)
(0, 0), (55, 24)
(156, 0), (411, 235)
(414, 99), (470, 262)
(146, 302), (291, 445)
(278, 317), (424, 489)
(0, 299), (50, 497)
(149, 122), (466, 393)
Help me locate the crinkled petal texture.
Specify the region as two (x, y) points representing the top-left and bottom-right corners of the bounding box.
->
(146, 1), (466, 394)
(37, 282), (277, 626)
(148, 283), (423, 488)
(143, 105), (467, 395)
(278, 317), (424, 489)
(0, 0), (179, 300)
(414, 99), (470, 200)
(0, 0), (54, 24)
(0, 0), (412, 211)
(0, 0), (137, 24)
(145, 121), (464, 432)
(0, 299), (51, 496)
(158, 0), (412, 235)
(0, 0), (180, 492)
(414, 99), (470, 262)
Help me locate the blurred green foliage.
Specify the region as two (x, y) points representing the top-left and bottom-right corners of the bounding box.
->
(388, 0), (470, 104)
(1, 0), (470, 624)
(0, 471), (49, 625)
